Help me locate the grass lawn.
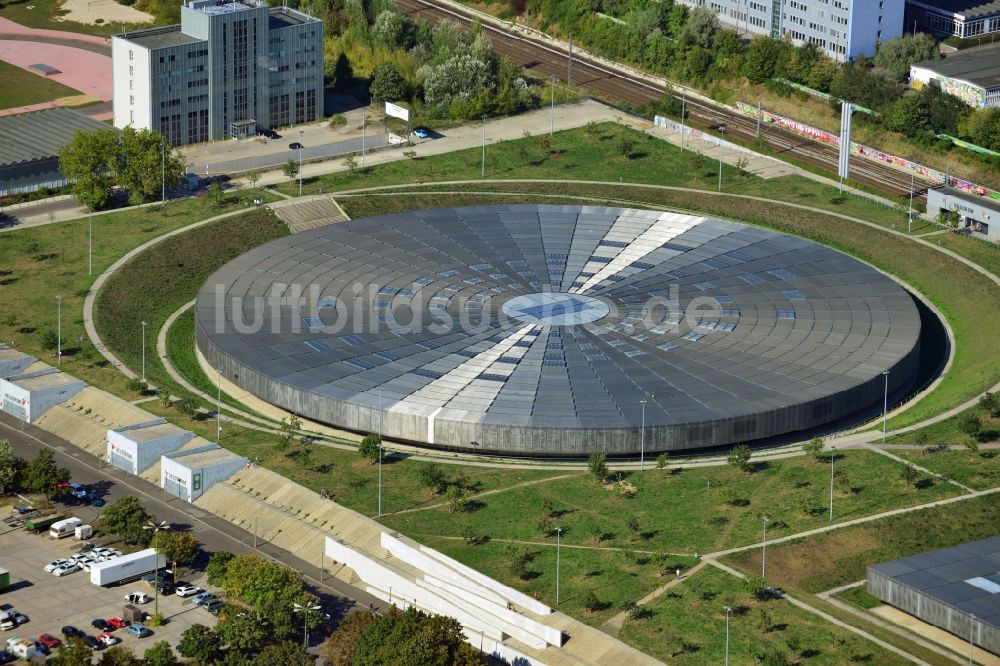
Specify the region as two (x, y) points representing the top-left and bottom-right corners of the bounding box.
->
(931, 232), (1000, 278)
(0, 0), (150, 36)
(893, 448), (1000, 491)
(335, 184), (1000, 429)
(884, 402), (1000, 450)
(0, 191), (276, 396)
(0, 60), (80, 109)
(380, 449), (960, 555)
(836, 586), (882, 610)
(618, 566), (911, 665)
(719, 493), (1000, 594)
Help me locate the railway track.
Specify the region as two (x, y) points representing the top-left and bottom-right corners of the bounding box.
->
(395, 0), (934, 201)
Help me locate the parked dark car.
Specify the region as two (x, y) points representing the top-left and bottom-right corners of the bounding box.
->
(89, 496), (105, 507)
(83, 635), (103, 650)
(60, 626), (81, 637)
(0, 650), (13, 664)
(288, 142), (303, 150)
(91, 619), (111, 632)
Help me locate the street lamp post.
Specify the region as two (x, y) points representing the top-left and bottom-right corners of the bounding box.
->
(550, 75), (555, 137)
(718, 126), (726, 192)
(377, 387), (383, 518)
(298, 130), (303, 197)
(555, 526), (562, 604)
(639, 398), (648, 472)
(829, 446), (837, 521)
(680, 93), (686, 151)
(908, 171), (915, 233)
(88, 212), (93, 277)
(56, 295), (62, 367)
(142, 521), (170, 617)
(761, 516), (769, 580)
(161, 142), (166, 209)
(293, 602), (322, 651)
(882, 370), (890, 443)
(216, 368), (222, 445)
(361, 111), (366, 169)
(141, 320), (148, 383)
(724, 605), (732, 666)
(481, 116), (486, 179)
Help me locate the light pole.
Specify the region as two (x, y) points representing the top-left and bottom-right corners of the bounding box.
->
(141, 320), (148, 383)
(216, 368), (222, 444)
(88, 212), (93, 277)
(361, 111), (366, 168)
(481, 116), (486, 179)
(293, 602), (322, 651)
(639, 398), (648, 472)
(680, 92), (686, 151)
(724, 605), (732, 666)
(761, 516), (769, 580)
(882, 370), (890, 443)
(908, 170), (915, 233)
(56, 295), (61, 367)
(718, 126), (726, 192)
(550, 75), (555, 137)
(377, 387), (383, 518)
(143, 520), (170, 617)
(555, 526), (562, 604)
(297, 130), (303, 197)
(160, 141), (166, 209)
(829, 446), (836, 521)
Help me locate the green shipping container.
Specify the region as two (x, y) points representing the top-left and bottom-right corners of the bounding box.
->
(24, 514), (64, 532)
(0, 568), (9, 591)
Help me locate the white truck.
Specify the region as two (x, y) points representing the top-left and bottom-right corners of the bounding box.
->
(49, 517), (82, 539)
(90, 549), (166, 587)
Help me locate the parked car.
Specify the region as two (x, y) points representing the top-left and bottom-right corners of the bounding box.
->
(387, 134), (406, 145)
(0, 649), (12, 664)
(10, 613), (26, 627)
(203, 600), (225, 615)
(52, 564), (78, 577)
(37, 634), (61, 650)
(89, 497), (105, 507)
(125, 625), (151, 639)
(107, 618), (128, 630)
(97, 632), (118, 647)
(412, 127), (430, 139)
(90, 619), (111, 633)
(44, 559), (72, 573)
(12, 505), (33, 514)
(175, 584), (202, 598)
(83, 635), (102, 650)
(192, 592), (214, 606)
(124, 592), (150, 605)
(60, 626), (80, 638)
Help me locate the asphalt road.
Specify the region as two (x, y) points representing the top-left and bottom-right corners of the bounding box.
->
(0, 412), (387, 642)
(185, 134), (394, 177)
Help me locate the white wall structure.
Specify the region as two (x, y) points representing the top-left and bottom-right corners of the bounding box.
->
(160, 444), (246, 502)
(111, 37), (151, 132)
(327, 532), (570, 665)
(107, 420), (194, 475)
(0, 368), (85, 422)
(0, 345), (34, 379)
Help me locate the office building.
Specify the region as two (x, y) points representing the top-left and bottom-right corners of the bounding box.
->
(112, 0), (323, 146)
(910, 42), (1000, 107)
(907, 0), (1000, 40)
(679, 0), (905, 61)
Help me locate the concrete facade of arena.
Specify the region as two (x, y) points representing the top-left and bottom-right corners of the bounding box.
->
(112, 0), (323, 145)
(927, 185), (1000, 238)
(908, 0), (1000, 41)
(196, 205), (923, 457)
(678, 0), (904, 61)
(868, 536), (1000, 656)
(0, 108), (115, 196)
(910, 42), (1000, 108)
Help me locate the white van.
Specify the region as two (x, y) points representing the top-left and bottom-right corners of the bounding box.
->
(49, 517), (82, 539)
(0, 612), (15, 631)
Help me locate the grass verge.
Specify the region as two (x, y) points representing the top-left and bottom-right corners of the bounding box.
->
(0, 0), (150, 36)
(0, 60), (80, 108)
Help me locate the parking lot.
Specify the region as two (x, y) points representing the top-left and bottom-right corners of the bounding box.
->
(1, 517), (218, 659)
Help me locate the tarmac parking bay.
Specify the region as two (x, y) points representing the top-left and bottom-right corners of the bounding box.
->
(0, 522), (216, 658)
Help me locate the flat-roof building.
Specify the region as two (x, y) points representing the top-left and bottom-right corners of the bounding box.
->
(910, 42), (1000, 107)
(0, 368), (85, 422)
(868, 536), (1000, 656)
(908, 0), (1000, 41)
(927, 185), (1000, 238)
(0, 108), (116, 196)
(112, 0), (323, 145)
(0, 345), (34, 379)
(107, 420), (194, 475)
(160, 444), (246, 502)
(678, 0), (904, 62)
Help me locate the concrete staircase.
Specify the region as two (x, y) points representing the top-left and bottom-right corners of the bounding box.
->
(34, 387), (153, 458)
(270, 196), (349, 233)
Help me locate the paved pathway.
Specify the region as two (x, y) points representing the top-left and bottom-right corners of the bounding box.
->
(0, 17), (110, 47)
(861, 443), (977, 493)
(601, 561), (707, 636)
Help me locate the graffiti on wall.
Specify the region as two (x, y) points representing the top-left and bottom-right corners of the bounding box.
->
(937, 77), (986, 107)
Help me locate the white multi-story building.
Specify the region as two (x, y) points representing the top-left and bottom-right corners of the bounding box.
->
(680, 0), (905, 61)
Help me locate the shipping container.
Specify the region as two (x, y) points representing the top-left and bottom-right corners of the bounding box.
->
(90, 549), (166, 587)
(24, 514), (64, 533)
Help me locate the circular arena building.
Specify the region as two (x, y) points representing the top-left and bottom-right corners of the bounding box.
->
(195, 205), (922, 456)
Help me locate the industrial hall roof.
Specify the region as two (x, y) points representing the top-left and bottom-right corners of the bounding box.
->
(0, 107), (113, 169)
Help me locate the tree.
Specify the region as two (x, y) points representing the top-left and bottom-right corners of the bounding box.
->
(154, 529), (198, 568)
(358, 433), (381, 464)
(656, 452), (669, 470)
(417, 464), (449, 494)
(588, 452), (608, 483)
(423, 54), (493, 109)
(252, 641), (311, 666)
(371, 9), (405, 47)
(728, 444), (753, 472)
(679, 5), (717, 48)
(343, 154), (359, 174)
(143, 641), (180, 666)
(98, 495), (154, 545)
(319, 610), (377, 666)
(278, 414), (302, 449)
(504, 545), (531, 580)
(874, 33), (940, 80)
(978, 392), (999, 418)
(0, 439), (24, 494)
(627, 515), (641, 541)
(901, 464), (921, 486)
(117, 127), (184, 205)
(58, 128), (121, 210)
(742, 37), (782, 84)
(445, 484), (468, 513)
(283, 159), (299, 181)
(369, 62), (408, 102)
(618, 135), (636, 157)
(959, 412), (983, 441)
(207, 180), (223, 206)
(178, 624), (222, 665)
(206, 551), (235, 586)
(220, 554), (320, 641)
(176, 398), (199, 421)
(24, 448), (70, 498)
(38, 328), (58, 352)
(583, 590), (603, 613)
(213, 604), (269, 649)
(245, 169), (261, 189)
(98, 646), (142, 665)
(757, 607), (773, 632)
(803, 437), (824, 459)
(352, 606), (482, 665)
(50, 636), (93, 666)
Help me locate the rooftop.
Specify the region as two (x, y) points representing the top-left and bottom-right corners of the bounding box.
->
(122, 422), (190, 444)
(909, 0), (1000, 19)
(169, 446), (245, 469)
(913, 42), (1000, 89)
(116, 25), (203, 50)
(9, 371), (83, 392)
(870, 535), (1000, 629)
(187, 0), (264, 16)
(0, 108), (114, 169)
(268, 6), (314, 29)
(936, 185), (1000, 213)
(0, 345), (32, 365)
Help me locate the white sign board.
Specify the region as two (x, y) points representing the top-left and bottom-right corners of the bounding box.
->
(385, 101), (410, 122)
